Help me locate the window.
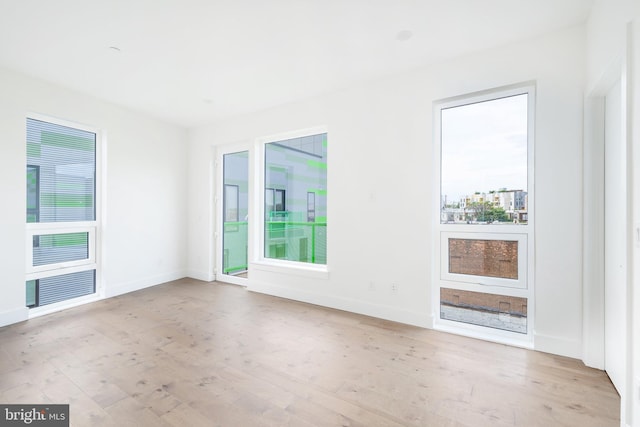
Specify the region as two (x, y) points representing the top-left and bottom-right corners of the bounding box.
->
(434, 85), (534, 342)
(274, 189), (285, 212)
(307, 192), (316, 223)
(25, 117), (98, 309)
(440, 288), (527, 334)
(265, 188), (286, 217)
(440, 93), (529, 225)
(263, 132), (327, 265)
(440, 232), (528, 289)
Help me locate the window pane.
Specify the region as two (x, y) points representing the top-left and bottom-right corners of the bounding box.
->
(26, 280), (37, 307)
(223, 151), (249, 276)
(440, 288), (527, 334)
(441, 94), (528, 224)
(26, 165), (39, 223)
(26, 118), (96, 222)
(307, 192), (316, 222)
(449, 238), (518, 279)
(33, 232), (89, 266)
(36, 269), (95, 307)
(264, 133), (327, 264)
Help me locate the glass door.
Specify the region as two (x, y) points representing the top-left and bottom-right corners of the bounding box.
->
(217, 147), (249, 285)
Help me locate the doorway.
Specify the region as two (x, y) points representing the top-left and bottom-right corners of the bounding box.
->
(217, 147), (249, 285)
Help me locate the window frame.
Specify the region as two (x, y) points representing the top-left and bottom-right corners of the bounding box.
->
(440, 231), (527, 289)
(432, 84), (535, 346)
(25, 113), (102, 314)
(25, 224), (96, 274)
(307, 192), (316, 223)
(253, 126), (329, 277)
(274, 189), (286, 212)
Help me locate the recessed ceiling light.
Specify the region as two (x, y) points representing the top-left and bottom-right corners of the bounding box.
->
(396, 30), (413, 42)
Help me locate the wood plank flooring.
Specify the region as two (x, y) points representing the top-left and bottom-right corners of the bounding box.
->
(0, 278), (620, 426)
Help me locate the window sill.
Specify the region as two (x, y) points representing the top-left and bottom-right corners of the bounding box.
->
(434, 319), (533, 349)
(251, 260), (329, 280)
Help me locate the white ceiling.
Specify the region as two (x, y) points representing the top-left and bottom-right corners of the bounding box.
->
(0, 0), (594, 127)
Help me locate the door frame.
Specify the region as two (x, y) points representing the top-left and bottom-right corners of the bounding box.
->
(603, 76), (626, 396)
(583, 42), (631, 424)
(215, 142), (252, 286)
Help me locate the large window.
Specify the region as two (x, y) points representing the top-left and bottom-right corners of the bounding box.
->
(435, 85), (534, 343)
(440, 93), (529, 225)
(263, 132), (327, 265)
(25, 117), (98, 309)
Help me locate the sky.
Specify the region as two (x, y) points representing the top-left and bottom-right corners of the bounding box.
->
(441, 93), (528, 202)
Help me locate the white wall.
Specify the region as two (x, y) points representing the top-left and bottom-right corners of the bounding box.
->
(0, 67), (189, 326)
(188, 26), (586, 358)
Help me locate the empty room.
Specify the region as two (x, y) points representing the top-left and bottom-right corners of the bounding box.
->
(0, 0), (639, 426)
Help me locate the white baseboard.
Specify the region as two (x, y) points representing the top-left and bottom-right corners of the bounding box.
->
(534, 332), (582, 359)
(0, 306), (29, 328)
(0, 272), (189, 328)
(186, 270), (215, 282)
(248, 280), (430, 328)
(104, 270), (187, 298)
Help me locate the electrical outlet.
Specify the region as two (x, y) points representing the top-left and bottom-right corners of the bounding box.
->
(391, 283), (398, 292)
(369, 281), (376, 291)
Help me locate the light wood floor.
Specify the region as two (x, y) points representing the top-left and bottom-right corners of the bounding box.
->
(0, 278), (619, 426)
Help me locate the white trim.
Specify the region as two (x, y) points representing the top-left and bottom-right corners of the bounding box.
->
(437, 320), (534, 349)
(103, 270), (187, 298)
(26, 112), (98, 135)
(432, 83), (536, 346)
(251, 260), (329, 280)
(216, 275), (246, 287)
(186, 270), (215, 282)
(582, 40), (632, 427)
(26, 221), (96, 230)
(534, 333), (582, 359)
(256, 126), (329, 147)
(97, 129), (107, 299)
(583, 95), (606, 369)
(437, 280), (528, 299)
(207, 148), (216, 285)
(583, 30), (636, 424)
(25, 263), (96, 282)
(25, 226), (96, 274)
(0, 307), (29, 328)
(248, 280), (429, 328)
(628, 19), (640, 427)
(28, 292), (102, 318)
(215, 142), (251, 287)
